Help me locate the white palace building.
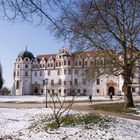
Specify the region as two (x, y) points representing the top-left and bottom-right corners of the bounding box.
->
(11, 47), (140, 96)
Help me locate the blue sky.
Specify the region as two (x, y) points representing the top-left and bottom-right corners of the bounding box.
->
(0, 20), (63, 89)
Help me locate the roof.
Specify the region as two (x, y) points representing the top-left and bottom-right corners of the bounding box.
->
(18, 50), (34, 60)
(37, 54), (57, 60)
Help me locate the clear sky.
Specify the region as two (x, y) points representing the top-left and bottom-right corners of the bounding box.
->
(0, 20), (63, 89)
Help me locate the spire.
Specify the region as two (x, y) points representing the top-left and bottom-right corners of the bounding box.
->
(25, 45), (28, 51)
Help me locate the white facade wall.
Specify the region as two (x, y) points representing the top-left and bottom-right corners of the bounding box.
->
(12, 48), (140, 96)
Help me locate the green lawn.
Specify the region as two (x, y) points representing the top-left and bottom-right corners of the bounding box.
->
(90, 103), (138, 114)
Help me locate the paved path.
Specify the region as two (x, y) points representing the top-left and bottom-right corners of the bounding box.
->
(0, 96), (140, 120)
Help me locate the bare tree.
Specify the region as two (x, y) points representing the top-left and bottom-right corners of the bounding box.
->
(51, 0), (140, 108)
(47, 83), (75, 128)
(0, 63), (3, 89)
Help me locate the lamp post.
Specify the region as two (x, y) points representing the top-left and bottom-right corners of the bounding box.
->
(45, 78), (48, 108)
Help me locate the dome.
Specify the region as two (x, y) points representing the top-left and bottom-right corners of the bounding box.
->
(18, 50), (34, 60)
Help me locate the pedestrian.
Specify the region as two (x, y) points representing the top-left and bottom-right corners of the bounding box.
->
(109, 92), (113, 101)
(89, 95), (92, 103)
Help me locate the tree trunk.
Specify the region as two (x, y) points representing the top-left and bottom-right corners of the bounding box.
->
(122, 70), (135, 108)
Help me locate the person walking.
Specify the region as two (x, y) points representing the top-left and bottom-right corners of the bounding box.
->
(109, 92), (113, 101)
(89, 95), (92, 103)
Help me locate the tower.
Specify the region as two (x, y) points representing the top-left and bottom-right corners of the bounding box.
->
(12, 49), (34, 95)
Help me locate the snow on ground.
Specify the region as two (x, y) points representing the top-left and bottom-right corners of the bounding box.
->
(0, 96), (121, 103)
(0, 108), (140, 140)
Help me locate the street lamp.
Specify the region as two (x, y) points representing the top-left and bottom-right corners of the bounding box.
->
(45, 78), (48, 108)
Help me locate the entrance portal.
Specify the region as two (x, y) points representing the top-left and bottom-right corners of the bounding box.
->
(34, 88), (38, 94)
(108, 87), (115, 95)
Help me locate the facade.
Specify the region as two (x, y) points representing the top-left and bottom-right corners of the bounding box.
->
(11, 48), (140, 96)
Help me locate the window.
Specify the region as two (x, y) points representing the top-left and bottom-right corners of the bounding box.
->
(25, 71), (28, 76)
(64, 69), (67, 74)
(48, 90), (50, 93)
(68, 69), (71, 74)
(59, 62), (61, 67)
(16, 80), (20, 89)
(25, 65), (28, 68)
(64, 81), (66, 85)
(48, 70), (50, 76)
(83, 79), (86, 85)
(74, 79), (78, 85)
(13, 72), (16, 77)
(52, 89), (55, 95)
(41, 89), (43, 93)
(56, 62), (58, 67)
(85, 61), (87, 66)
(64, 60), (67, 65)
(17, 71), (19, 76)
(48, 63), (50, 67)
(97, 89), (100, 93)
(79, 61), (82, 66)
(51, 63), (53, 67)
(132, 88), (135, 92)
(64, 89), (67, 94)
(43, 80), (45, 86)
(17, 65), (20, 68)
(57, 69), (60, 75)
(97, 79), (100, 85)
(70, 81), (72, 85)
(83, 89), (86, 93)
(90, 61), (94, 66)
(34, 71), (37, 77)
(59, 89), (61, 93)
(58, 79), (62, 85)
(77, 89), (80, 93)
(75, 62), (77, 66)
(26, 58), (28, 61)
(40, 71), (42, 76)
(68, 60), (71, 65)
(51, 80), (54, 86)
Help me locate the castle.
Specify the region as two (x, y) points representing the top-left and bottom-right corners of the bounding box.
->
(11, 48), (140, 96)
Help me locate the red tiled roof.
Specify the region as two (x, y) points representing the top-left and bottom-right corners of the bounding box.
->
(36, 50), (106, 60)
(37, 54), (57, 60)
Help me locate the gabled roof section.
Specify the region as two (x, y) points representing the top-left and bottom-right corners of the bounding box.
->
(37, 54), (57, 60)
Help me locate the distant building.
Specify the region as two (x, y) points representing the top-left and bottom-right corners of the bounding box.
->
(11, 48), (140, 96)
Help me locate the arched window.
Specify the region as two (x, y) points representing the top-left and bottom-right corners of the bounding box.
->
(16, 80), (20, 89)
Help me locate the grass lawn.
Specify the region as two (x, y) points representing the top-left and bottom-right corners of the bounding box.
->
(90, 103), (138, 115)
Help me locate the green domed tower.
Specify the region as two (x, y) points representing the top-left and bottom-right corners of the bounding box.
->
(18, 49), (34, 60)
(12, 48), (34, 95)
